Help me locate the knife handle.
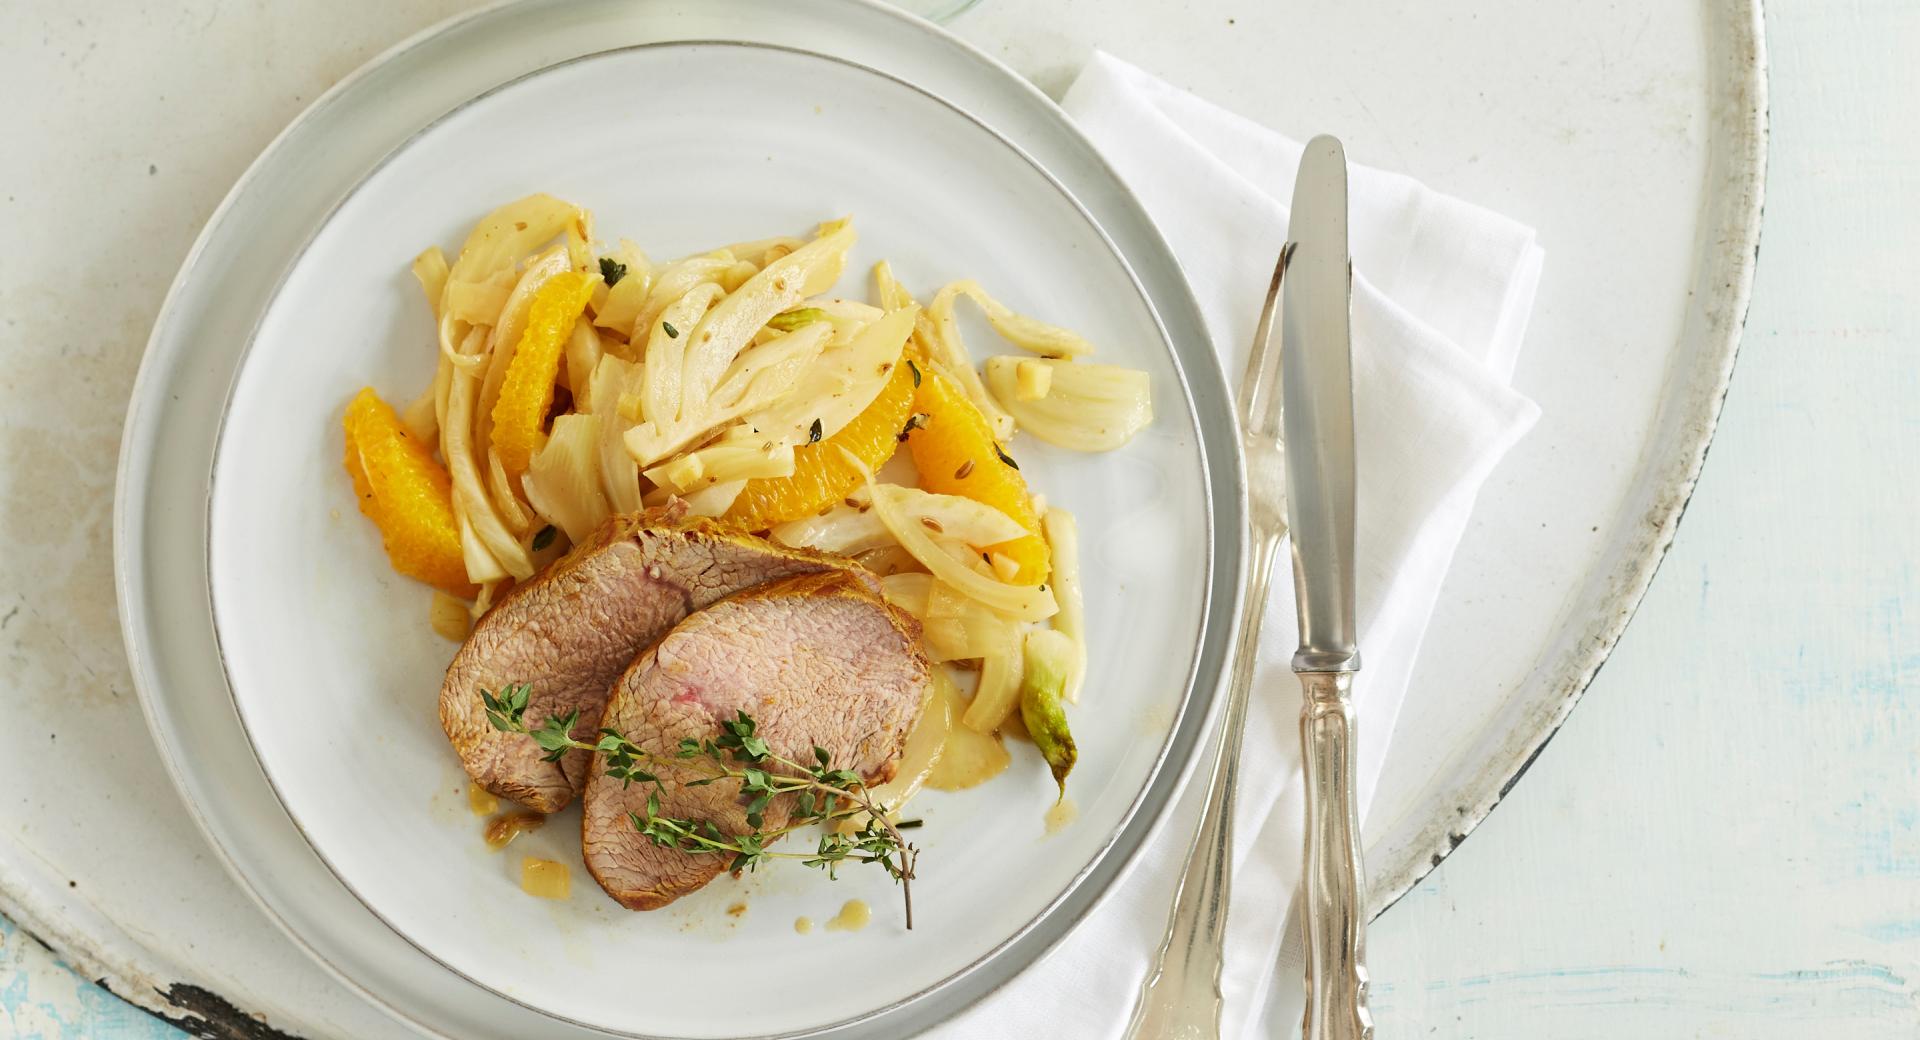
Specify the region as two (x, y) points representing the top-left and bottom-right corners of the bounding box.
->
(1299, 671), (1374, 1040)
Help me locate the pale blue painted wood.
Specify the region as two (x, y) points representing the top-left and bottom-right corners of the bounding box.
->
(0, 917), (176, 1039)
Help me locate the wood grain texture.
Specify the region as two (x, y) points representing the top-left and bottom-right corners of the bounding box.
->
(1370, 1), (1920, 1035)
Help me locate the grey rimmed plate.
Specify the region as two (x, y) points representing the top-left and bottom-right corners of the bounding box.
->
(117, 4), (1240, 1039)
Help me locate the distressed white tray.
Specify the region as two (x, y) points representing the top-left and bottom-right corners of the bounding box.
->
(2, 0), (1762, 1036)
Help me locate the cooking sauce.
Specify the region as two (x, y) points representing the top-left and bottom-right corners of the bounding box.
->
(485, 811), (545, 849)
(466, 781), (500, 816)
(1044, 797), (1078, 835)
(925, 730), (1010, 790)
(520, 857), (571, 900)
(923, 671), (1011, 792)
(794, 916), (815, 935)
(429, 591), (472, 641)
(825, 899), (871, 932)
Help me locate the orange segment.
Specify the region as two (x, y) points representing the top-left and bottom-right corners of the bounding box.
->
(726, 361), (916, 530)
(490, 271), (595, 479)
(904, 364), (1048, 584)
(343, 387), (476, 597)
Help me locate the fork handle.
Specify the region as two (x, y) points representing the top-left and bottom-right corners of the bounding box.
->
(1299, 671), (1373, 1040)
(1123, 533), (1280, 1040)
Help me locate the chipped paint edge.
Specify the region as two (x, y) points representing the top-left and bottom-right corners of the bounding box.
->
(1367, 0), (1771, 913)
(0, 835), (305, 1039)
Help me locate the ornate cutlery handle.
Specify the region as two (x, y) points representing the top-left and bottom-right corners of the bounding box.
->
(1299, 671), (1373, 1040)
(1123, 533), (1281, 1040)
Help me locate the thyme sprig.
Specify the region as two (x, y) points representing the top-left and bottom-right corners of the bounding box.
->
(479, 683), (918, 926)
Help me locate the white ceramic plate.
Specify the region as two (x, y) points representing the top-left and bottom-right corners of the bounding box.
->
(117, 3), (1243, 1037)
(199, 33), (1231, 1040)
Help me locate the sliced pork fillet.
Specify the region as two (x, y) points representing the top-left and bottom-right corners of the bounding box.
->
(440, 507), (869, 813)
(583, 571), (929, 910)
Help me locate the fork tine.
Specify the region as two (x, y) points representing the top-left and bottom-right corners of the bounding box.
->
(1239, 242), (1292, 437)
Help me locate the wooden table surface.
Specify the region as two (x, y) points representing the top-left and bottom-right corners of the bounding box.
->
(4, 0), (1915, 1037)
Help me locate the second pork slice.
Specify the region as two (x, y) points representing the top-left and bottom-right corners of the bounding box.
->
(583, 571), (931, 910)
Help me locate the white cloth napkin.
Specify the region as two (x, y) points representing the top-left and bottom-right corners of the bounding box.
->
(922, 52), (1544, 1038)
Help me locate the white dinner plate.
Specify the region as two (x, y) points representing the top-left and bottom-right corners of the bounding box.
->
(209, 40), (1223, 1039)
(123, 4), (1240, 1039)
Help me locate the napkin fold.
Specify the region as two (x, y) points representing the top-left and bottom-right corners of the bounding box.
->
(923, 52), (1543, 1038)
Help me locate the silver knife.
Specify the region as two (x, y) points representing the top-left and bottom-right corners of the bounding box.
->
(1284, 134), (1373, 1040)
(1120, 135), (1370, 1040)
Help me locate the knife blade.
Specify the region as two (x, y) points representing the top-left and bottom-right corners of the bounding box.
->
(1285, 134), (1374, 1040)
(1281, 134), (1360, 675)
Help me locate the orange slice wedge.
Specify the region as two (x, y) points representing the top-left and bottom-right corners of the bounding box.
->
(490, 271), (595, 479)
(726, 360), (917, 530)
(903, 364), (1048, 584)
(343, 387), (475, 597)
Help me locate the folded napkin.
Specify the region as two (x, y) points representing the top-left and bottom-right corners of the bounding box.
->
(923, 53), (1543, 1038)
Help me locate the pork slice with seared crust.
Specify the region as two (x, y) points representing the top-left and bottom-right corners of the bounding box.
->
(439, 506), (872, 813)
(583, 571), (929, 910)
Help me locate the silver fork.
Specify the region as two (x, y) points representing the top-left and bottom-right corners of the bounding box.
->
(1122, 243), (1296, 1039)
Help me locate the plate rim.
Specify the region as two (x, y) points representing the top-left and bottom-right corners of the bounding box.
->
(112, 2), (1246, 1037)
(199, 35), (1234, 1040)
